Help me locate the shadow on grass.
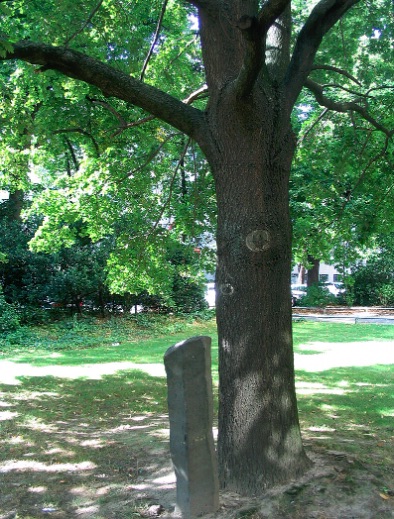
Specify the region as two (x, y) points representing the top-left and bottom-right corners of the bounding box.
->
(0, 369), (174, 518)
(0, 321), (393, 517)
(297, 363), (393, 476)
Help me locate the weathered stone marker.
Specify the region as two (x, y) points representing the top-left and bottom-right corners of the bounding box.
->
(164, 336), (219, 518)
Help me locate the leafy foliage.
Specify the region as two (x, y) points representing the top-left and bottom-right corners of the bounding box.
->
(291, 1), (394, 270)
(298, 285), (338, 308)
(352, 235), (394, 306)
(0, 287), (20, 333)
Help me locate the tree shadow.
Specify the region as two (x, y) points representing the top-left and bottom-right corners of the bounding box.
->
(0, 368), (175, 518)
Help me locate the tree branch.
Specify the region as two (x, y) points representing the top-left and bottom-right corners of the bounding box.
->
(64, 137), (79, 172)
(86, 96), (156, 136)
(140, 0), (168, 81)
(1, 40), (207, 143)
(53, 127), (100, 156)
(183, 84), (209, 105)
(184, 0), (217, 7)
(233, 15), (263, 99)
(148, 138), (191, 238)
(112, 115), (156, 137)
(285, 0), (360, 111)
(258, 0), (290, 31)
(86, 96), (128, 127)
(298, 108), (329, 145)
(320, 83), (371, 99)
(305, 78), (394, 138)
(311, 64), (362, 86)
(334, 137), (390, 221)
(64, 0), (105, 47)
(120, 133), (178, 182)
(352, 136), (390, 194)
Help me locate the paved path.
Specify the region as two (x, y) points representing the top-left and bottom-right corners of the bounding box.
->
(293, 308), (394, 324)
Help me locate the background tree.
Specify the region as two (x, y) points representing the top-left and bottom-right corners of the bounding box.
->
(351, 233), (394, 306)
(291, 55), (394, 285)
(1, 0), (393, 495)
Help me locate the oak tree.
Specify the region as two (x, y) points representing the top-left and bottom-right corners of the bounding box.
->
(1, 0), (393, 495)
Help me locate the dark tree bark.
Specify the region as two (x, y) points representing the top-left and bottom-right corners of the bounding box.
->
(212, 121), (311, 492)
(1, 0), (372, 496)
(307, 256), (320, 287)
(5, 190), (24, 222)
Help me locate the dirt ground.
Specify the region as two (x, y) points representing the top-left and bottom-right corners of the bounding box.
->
(0, 411), (393, 519)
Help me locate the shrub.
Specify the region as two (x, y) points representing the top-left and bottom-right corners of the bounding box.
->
(0, 291), (20, 333)
(376, 284), (394, 306)
(299, 285), (338, 307)
(172, 275), (208, 313)
(352, 254), (394, 306)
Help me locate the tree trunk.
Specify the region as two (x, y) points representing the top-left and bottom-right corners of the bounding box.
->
(6, 190), (24, 222)
(207, 96), (311, 494)
(298, 264), (306, 284)
(307, 256), (320, 287)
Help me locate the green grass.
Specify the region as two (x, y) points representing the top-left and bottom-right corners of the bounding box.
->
(0, 317), (393, 517)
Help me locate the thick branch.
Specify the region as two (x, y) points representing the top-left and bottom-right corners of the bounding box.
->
(305, 78), (394, 138)
(233, 15), (263, 98)
(1, 40), (206, 143)
(258, 0), (290, 31)
(285, 0), (360, 112)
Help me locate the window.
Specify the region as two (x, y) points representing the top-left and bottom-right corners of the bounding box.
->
(319, 274), (329, 282)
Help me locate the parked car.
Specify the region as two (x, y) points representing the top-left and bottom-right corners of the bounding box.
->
(291, 284), (307, 306)
(322, 282), (346, 297)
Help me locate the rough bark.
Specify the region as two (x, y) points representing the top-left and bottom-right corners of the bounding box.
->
(202, 85), (311, 492)
(0, 0), (367, 497)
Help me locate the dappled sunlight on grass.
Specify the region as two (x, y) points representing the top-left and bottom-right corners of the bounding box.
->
(0, 459), (97, 473)
(297, 363), (393, 470)
(0, 367), (173, 516)
(0, 319), (393, 517)
(295, 381), (348, 395)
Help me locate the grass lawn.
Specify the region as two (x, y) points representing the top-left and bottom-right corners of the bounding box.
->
(0, 316), (393, 518)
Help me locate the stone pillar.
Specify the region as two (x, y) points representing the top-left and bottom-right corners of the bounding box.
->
(164, 336), (219, 518)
